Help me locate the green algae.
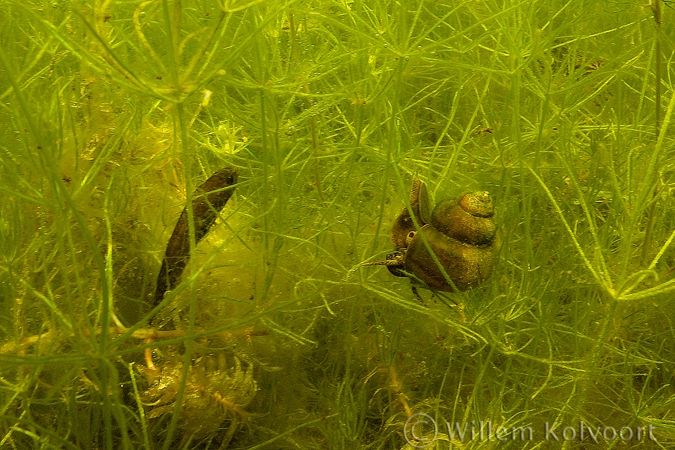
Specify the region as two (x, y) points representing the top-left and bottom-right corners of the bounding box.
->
(1, 1), (675, 448)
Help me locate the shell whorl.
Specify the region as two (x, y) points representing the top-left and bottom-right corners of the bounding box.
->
(430, 192), (496, 246)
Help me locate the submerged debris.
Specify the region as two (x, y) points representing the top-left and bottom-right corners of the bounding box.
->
(137, 352), (257, 440)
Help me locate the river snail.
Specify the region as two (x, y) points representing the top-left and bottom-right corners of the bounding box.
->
(365, 178), (496, 292)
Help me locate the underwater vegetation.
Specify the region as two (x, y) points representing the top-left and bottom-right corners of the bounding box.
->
(1, 0), (675, 449)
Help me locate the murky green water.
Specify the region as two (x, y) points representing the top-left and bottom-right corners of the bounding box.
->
(1, 1), (674, 448)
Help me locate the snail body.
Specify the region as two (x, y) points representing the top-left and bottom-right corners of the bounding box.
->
(366, 178), (496, 292)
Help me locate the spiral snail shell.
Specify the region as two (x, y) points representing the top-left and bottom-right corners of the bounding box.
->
(366, 178), (496, 292)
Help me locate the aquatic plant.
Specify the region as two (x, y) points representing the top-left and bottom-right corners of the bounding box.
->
(1, 0), (675, 449)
